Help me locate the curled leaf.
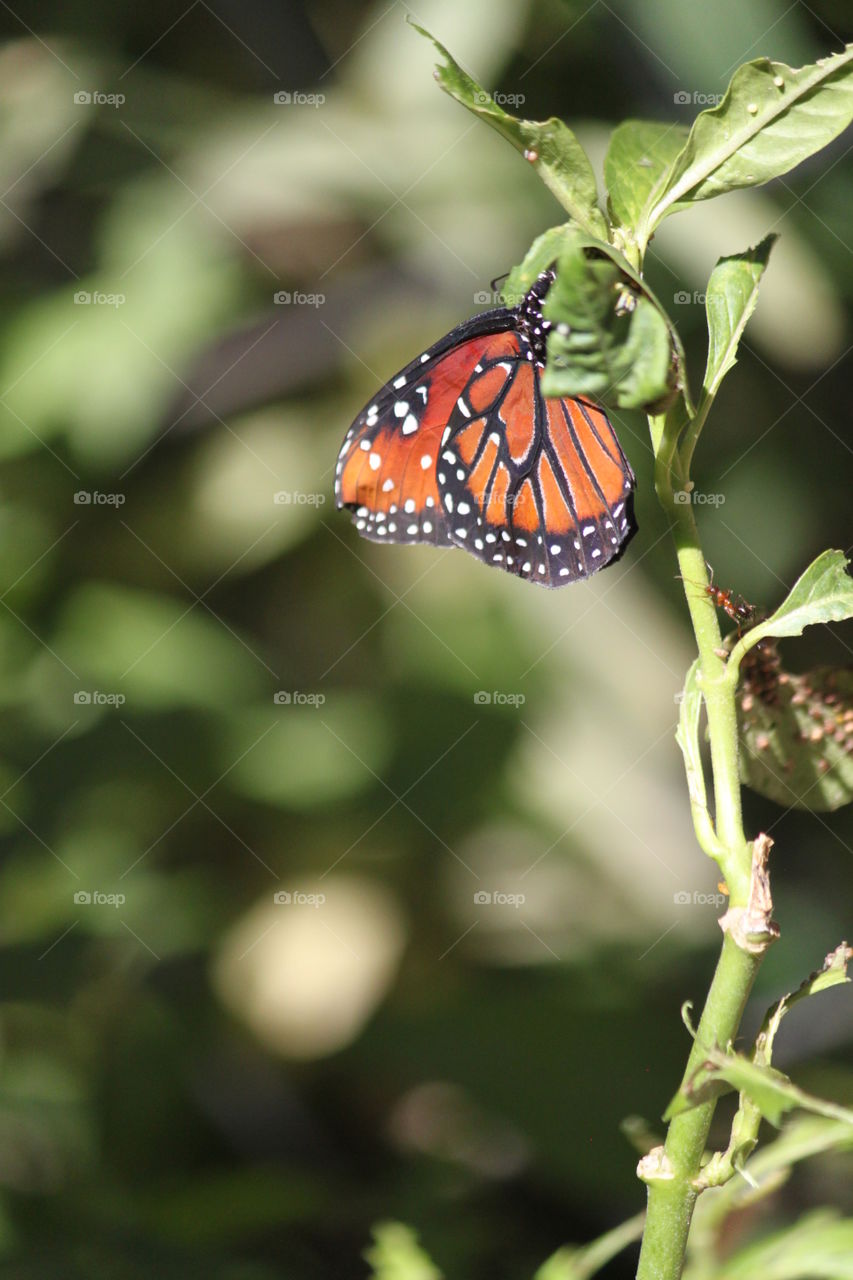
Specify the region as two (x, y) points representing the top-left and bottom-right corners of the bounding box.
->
(540, 237), (675, 411)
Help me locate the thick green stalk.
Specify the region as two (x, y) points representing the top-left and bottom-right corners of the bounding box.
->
(636, 936), (762, 1277)
(635, 415), (765, 1279)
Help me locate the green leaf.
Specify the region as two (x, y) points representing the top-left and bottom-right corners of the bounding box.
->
(712, 1210), (853, 1280)
(691, 1115), (853, 1239)
(672, 1049), (853, 1128)
(676, 659), (724, 857)
(365, 1222), (442, 1280)
(412, 23), (608, 238)
(676, 659), (706, 809)
(502, 225), (577, 305)
(604, 119), (688, 245)
(640, 46), (853, 244)
(540, 239), (674, 410)
(734, 552), (853, 662)
(757, 943), (852, 1066)
(703, 235), (777, 398)
(671, 946), (853, 1127)
(737, 645), (853, 812)
(533, 1213), (645, 1280)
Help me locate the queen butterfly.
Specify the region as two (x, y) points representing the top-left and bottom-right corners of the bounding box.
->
(334, 269), (637, 588)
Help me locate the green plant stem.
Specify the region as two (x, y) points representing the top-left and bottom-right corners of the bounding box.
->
(635, 413), (765, 1279)
(636, 935), (762, 1278)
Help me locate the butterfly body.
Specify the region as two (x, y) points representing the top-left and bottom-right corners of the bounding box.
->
(335, 270), (637, 588)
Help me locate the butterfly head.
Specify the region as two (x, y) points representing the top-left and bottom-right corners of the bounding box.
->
(517, 267), (556, 367)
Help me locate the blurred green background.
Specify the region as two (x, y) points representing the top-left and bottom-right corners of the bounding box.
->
(0, 0), (851, 1275)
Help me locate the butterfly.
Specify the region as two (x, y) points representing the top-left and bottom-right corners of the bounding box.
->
(335, 268), (637, 588)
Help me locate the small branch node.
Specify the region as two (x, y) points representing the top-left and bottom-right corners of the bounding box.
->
(637, 1145), (675, 1184)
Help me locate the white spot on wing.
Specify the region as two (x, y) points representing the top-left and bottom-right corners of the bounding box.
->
(393, 401), (409, 417)
(382, 478), (394, 492)
(420, 454), (432, 470)
(402, 415), (418, 435)
(369, 452), (381, 470)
